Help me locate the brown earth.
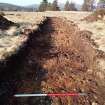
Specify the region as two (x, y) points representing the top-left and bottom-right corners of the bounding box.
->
(81, 13), (100, 22)
(0, 17), (105, 105)
(81, 9), (105, 22)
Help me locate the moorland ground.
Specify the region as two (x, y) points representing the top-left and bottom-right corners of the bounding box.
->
(0, 11), (105, 105)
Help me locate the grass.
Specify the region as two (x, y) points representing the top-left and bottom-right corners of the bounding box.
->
(0, 15), (46, 60)
(0, 35), (27, 60)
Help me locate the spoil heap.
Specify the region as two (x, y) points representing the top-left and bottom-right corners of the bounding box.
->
(82, 9), (105, 22)
(0, 17), (105, 105)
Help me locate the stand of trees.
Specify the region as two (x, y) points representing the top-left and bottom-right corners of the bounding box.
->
(38, 0), (77, 12)
(38, 0), (105, 12)
(81, 0), (95, 11)
(38, 0), (48, 12)
(52, 0), (60, 11)
(38, 0), (60, 11)
(64, 1), (77, 11)
(81, 0), (105, 11)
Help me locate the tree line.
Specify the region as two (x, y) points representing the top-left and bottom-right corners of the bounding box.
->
(82, 0), (105, 11)
(38, 0), (77, 11)
(37, 0), (105, 12)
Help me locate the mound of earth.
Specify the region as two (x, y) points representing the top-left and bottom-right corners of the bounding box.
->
(0, 17), (105, 105)
(0, 15), (18, 30)
(81, 9), (105, 22)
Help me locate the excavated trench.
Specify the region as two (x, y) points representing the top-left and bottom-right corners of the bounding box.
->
(0, 17), (105, 105)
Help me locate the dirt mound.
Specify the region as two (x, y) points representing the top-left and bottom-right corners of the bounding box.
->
(0, 15), (18, 30)
(0, 17), (105, 105)
(81, 9), (105, 22)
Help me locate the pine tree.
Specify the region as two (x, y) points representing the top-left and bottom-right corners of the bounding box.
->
(64, 1), (71, 11)
(52, 0), (60, 11)
(38, 0), (48, 12)
(46, 3), (52, 11)
(81, 0), (89, 11)
(81, 0), (94, 11)
(69, 2), (77, 11)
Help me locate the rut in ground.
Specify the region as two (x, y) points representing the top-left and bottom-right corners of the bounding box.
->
(1, 17), (105, 105)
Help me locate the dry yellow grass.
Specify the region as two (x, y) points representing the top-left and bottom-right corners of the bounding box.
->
(0, 35), (27, 60)
(0, 15), (46, 60)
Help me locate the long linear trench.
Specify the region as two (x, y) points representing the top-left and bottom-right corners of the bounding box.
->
(0, 17), (105, 105)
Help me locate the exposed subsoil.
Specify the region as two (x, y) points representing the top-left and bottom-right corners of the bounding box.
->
(0, 17), (105, 105)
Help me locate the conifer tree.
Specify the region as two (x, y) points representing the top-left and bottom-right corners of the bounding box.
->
(69, 2), (77, 11)
(38, 0), (48, 12)
(64, 1), (71, 11)
(46, 3), (52, 11)
(81, 0), (94, 11)
(52, 0), (60, 11)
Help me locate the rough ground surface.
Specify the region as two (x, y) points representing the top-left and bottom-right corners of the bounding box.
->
(0, 11), (105, 105)
(0, 17), (105, 105)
